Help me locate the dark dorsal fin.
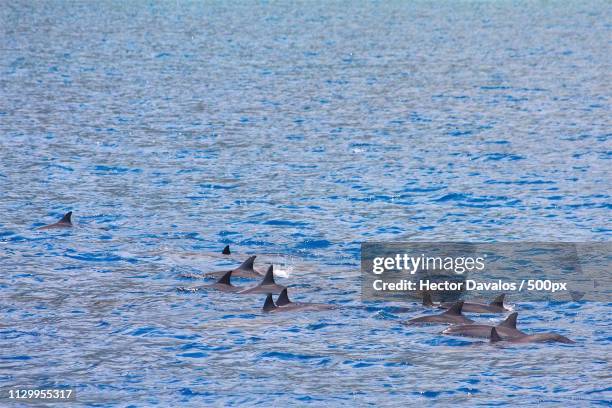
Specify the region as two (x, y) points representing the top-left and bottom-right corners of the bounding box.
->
(261, 265), (275, 285)
(422, 291), (434, 307)
(237, 255), (256, 271)
(443, 301), (464, 315)
(263, 294), (276, 311)
(276, 288), (291, 306)
(59, 211), (72, 224)
(498, 312), (518, 329)
(216, 271), (232, 285)
(569, 290), (584, 301)
(222, 245), (231, 255)
(490, 293), (505, 307)
(490, 327), (502, 343)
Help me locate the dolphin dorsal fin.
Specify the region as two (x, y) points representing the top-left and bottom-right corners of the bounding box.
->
(490, 293), (505, 307)
(444, 301), (464, 315)
(237, 255), (256, 271)
(498, 312), (518, 329)
(261, 266), (275, 285)
(422, 291), (434, 307)
(217, 271), (232, 285)
(490, 327), (502, 343)
(222, 245), (231, 255)
(263, 294), (276, 311)
(276, 288), (291, 306)
(59, 211), (72, 224)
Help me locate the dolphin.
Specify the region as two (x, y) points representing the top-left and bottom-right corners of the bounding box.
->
(403, 301), (474, 325)
(569, 290), (584, 301)
(238, 266), (286, 295)
(490, 327), (575, 344)
(274, 288), (335, 311)
(263, 294), (279, 312)
(442, 312), (526, 339)
(204, 255), (264, 279)
(439, 293), (510, 314)
(38, 211), (73, 230)
(422, 291), (436, 307)
(177, 270), (241, 293)
(422, 291), (447, 308)
(262, 291), (335, 313)
(222, 245), (231, 255)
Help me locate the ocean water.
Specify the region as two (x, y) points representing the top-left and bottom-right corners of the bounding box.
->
(0, 1), (610, 406)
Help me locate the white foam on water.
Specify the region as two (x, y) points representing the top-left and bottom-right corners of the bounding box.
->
(272, 264), (293, 279)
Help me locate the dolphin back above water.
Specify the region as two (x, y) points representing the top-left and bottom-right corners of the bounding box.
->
(490, 327), (575, 344)
(38, 211), (73, 230)
(274, 288), (335, 311)
(178, 270), (242, 293)
(442, 312), (526, 339)
(238, 265), (286, 295)
(440, 293), (510, 313)
(204, 255), (264, 279)
(404, 301), (474, 325)
(207, 270), (241, 292)
(263, 289), (335, 313)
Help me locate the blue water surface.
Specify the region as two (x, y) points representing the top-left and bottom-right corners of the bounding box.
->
(0, 1), (610, 406)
